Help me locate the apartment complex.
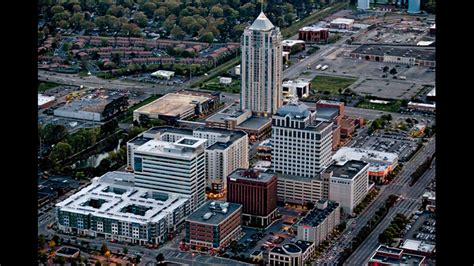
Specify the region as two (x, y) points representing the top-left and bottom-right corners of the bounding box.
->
(55, 172), (190, 245)
(297, 200), (341, 246)
(269, 240), (315, 266)
(227, 169), (278, 228)
(132, 137), (207, 211)
(185, 201), (242, 252)
(240, 12), (283, 116)
(327, 160), (370, 214)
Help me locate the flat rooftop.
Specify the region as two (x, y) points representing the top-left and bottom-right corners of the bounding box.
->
(144, 126), (193, 137)
(352, 44), (435, 61)
(135, 138), (206, 158)
(308, 120), (333, 132)
(271, 241), (313, 255)
(237, 116), (272, 130)
(326, 160), (369, 179)
(317, 108), (339, 120)
(228, 168), (276, 183)
(400, 239), (435, 253)
(300, 26), (328, 31)
(282, 40), (305, 47)
(38, 94), (55, 106)
(298, 201), (339, 227)
(135, 93), (209, 117)
(55, 92), (125, 113)
(333, 147), (398, 172)
(276, 172), (323, 182)
(371, 245), (425, 265)
(186, 200), (241, 225)
(206, 103), (246, 123)
(55, 171), (189, 225)
(331, 18), (354, 24)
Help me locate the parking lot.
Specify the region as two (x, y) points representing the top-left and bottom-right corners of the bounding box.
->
(352, 78), (423, 100)
(316, 48), (434, 81)
(351, 130), (421, 162)
(221, 206), (306, 260)
(404, 212), (436, 245)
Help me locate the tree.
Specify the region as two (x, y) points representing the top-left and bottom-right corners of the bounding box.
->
(142, 2), (157, 18)
(53, 256), (66, 265)
(70, 13), (85, 29)
(39, 234), (46, 248)
(133, 11), (148, 28)
(122, 247), (128, 255)
(210, 6), (224, 17)
(49, 142), (73, 162)
(383, 66), (389, 72)
(156, 253), (165, 264)
(51, 5), (65, 14)
(170, 26), (186, 40)
(121, 22), (142, 37)
(38, 251), (48, 263)
(199, 32), (214, 44)
(100, 243), (109, 255)
(48, 240), (56, 249)
(389, 68), (397, 75)
(105, 250), (111, 260)
(95, 261), (102, 266)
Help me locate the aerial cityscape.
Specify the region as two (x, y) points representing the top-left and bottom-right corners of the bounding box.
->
(37, 0), (436, 265)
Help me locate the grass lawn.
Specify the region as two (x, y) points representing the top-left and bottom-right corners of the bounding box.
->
(38, 81), (61, 93)
(191, 56), (241, 88)
(356, 100), (402, 113)
(311, 75), (357, 94)
(202, 77), (240, 93)
(119, 95), (162, 123)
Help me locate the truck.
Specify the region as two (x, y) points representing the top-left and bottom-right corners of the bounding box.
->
(321, 65), (328, 71)
(315, 64), (322, 70)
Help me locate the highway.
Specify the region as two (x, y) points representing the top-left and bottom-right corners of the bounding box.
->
(316, 137), (435, 265)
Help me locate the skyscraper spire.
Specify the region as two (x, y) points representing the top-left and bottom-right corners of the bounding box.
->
(261, 0), (263, 13)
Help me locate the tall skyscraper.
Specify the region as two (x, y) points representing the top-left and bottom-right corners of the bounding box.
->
(271, 98), (333, 177)
(240, 12), (283, 116)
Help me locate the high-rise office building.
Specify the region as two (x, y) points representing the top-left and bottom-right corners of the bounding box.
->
(227, 169), (278, 227)
(271, 100), (333, 177)
(133, 137), (207, 211)
(240, 12), (283, 116)
(127, 126), (249, 193)
(327, 160), (370, 214)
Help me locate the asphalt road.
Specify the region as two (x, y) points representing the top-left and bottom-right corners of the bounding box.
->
(345, 158), (436, 265)
(316, 137), (435, 265)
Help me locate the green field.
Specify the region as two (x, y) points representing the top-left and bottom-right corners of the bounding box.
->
(191, 56), (241, 88)
(356, 100), (402, 113)
(202, 77), (240, 93)
(311, 75), (357, 94)
(38, 81), (61, 93)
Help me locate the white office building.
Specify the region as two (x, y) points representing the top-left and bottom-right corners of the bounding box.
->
(327, 160), (370, 214)
(240, 12), (283, 116)
(127, 126), (249, 193)
(271, 100), (333, 177)
(133, 137), (207, 211)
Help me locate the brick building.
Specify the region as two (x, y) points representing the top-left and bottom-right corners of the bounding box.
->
(227, 169), (278, 228)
